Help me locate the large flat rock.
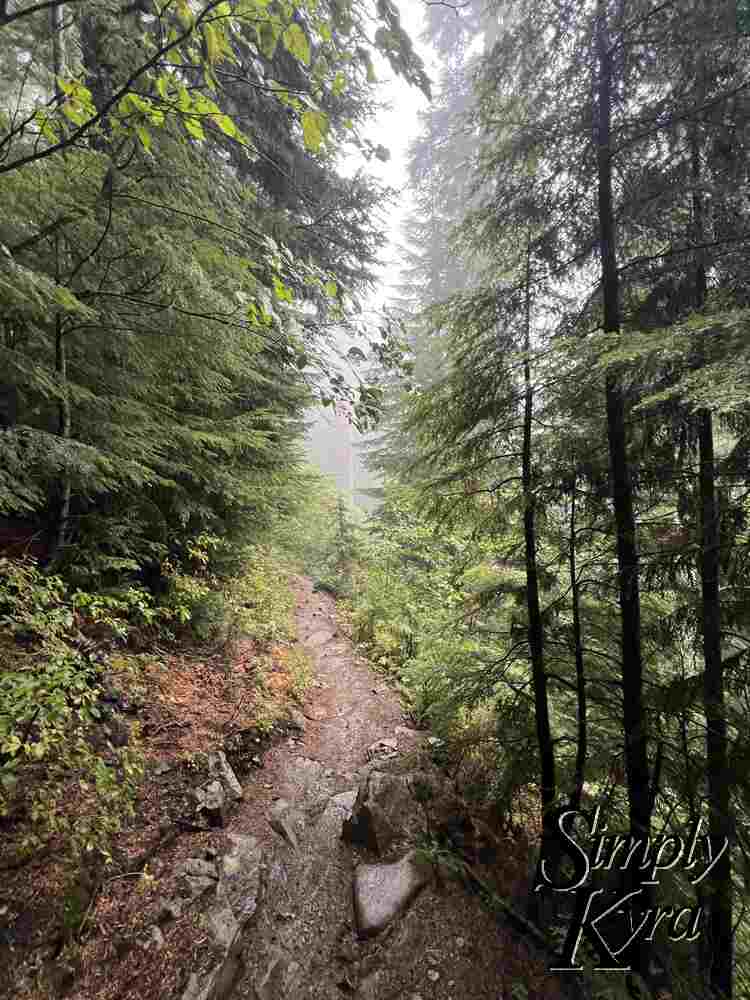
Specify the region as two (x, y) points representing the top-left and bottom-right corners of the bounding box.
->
(342, 771), (414, 855)
(353, 851), (432, 939)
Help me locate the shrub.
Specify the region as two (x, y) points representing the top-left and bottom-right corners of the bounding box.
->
(0, 557), (144, 865)
(223, 546), (296, 647)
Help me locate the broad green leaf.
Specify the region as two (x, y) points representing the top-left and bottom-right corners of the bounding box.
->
(60, 103), (85, 125)
(213, 113), (238, 138)
(204, 23), (220, 63)
(129, 93), (152, 113)
(301, 109), (328, 152)
(332, 71), (347, 97)
(0, 772), (17, 792)
(184, 116), (205, 140)
(324, 279), (337, 297)
(166, 28), (182, 63)
(136, 126), (152, 152)
(282, 23), (311, 66)
(35, 111), (57, 142)
(272, 275), (293, 302)
(194, 94), (221, 115)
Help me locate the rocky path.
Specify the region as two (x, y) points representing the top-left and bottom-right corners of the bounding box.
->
(182, 576), (555, 1000)
(229, 576), (417, 846)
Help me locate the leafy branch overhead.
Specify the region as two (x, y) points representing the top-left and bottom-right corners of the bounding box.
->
(0, 0), (430, 168)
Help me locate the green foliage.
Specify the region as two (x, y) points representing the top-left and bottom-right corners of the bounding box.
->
(222, 545), (297, 646)
(269, 466), (365, 593)
(157, 536), (296, 646)
(0, 557), (143, 864)
(414, 833), (469, 880)
(0, 0), (429, 618)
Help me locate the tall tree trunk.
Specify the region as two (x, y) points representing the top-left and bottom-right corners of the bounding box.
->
(49, 3), (71, 564)
(521, 245), (557, 922)
(53, 308), (72, 560)
(698, 411), (733, 1000)
(692, 123), (734, 1000)
(79, 11), (112, 147)
(50, 1), (64, 99)
(595, 4), (653, 980)
(568, 477), (587, 813)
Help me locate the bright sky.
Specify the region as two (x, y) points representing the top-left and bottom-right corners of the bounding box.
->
(339, 0), (440, 312)
(306, 1), (440, 474)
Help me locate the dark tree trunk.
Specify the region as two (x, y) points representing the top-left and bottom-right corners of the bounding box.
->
(692, 126), (734, 999)
(520, 246), (557, 922)
(48, 8), (72, 563)
(79, 12), (113, 147)
(51, 310), (72, 562)
(568, 478), (587, 813)
(698, 411), (733, 1000)
(595, 4), (653, 980)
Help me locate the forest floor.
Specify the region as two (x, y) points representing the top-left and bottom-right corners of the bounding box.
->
(2, 575), (556, 1000)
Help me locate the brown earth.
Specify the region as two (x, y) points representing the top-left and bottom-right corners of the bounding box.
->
(1, 575), (562, 1000)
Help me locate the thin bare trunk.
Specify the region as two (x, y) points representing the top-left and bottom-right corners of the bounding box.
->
(521, 246), (557, 923)
(48, 7), (72, 562)
(692, 123), (734, 999)
(698, 411), (733, 999)
(568, 480), (587, 812)
(596, 3), (652, 980)
(52, 307), (71, 560)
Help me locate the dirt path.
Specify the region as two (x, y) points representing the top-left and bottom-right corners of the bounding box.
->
(3, 574), (557, 1000)
(229, 575), (423, 847)
(219, 577), (555, 1000)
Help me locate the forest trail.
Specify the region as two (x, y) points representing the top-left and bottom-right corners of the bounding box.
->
(229, 574), (414, 848)
(45, 574), (553, 1000)
(213, 576), (551, 1000)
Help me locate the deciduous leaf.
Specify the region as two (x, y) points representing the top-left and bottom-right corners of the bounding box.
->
(204, 23), (220, 63)
(282, 23), (310, 66)
(136, 126), (152, 152)
(301, 110), (328, 152)
(184, 116), (205, 141)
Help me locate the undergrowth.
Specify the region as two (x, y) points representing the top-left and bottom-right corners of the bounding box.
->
(0, 557), (149, 865)
(0, 536), (300, 873)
